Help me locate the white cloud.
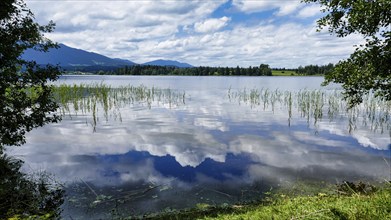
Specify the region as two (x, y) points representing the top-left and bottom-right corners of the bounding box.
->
(25, 0), (227, 61)
(297, 5), (322, 18)
(276, 1), (302, 16)
(24, 0), (363, 68)
(232, 0), (275, 13)
(144, 22), (363, 68)
(232, 0), (301, 16)
(194, 16), (231, 33)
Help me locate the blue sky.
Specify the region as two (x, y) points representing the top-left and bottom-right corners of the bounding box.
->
(26, 0), (363, 68)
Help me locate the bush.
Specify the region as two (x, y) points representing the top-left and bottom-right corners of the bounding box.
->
(0, 154), (64, 219)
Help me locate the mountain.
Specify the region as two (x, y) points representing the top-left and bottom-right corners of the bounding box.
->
(22, 44), (136, 69)
(143, 59), (193, 68)
(22, 44), (194, 71)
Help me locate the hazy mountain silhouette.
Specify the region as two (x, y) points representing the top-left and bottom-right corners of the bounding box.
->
(142, 59), (193, 68)
(22, 44), (136, 68)
(22, 44), (193, 69)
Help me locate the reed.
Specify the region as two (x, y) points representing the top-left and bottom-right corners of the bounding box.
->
(52, 83), (186, 131)
(228, 88), (391, 133)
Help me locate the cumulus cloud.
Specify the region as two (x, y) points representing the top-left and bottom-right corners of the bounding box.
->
(146, 22), (363, 68)
(25, 0), (226, 60)
(232, 0), (275, 13)
(277, 1), (302, 16)
(194, 16), (231, 33)
(297, 5), (322, 18)
(232, 0), (301, 15)
(24, 0), (363, 68)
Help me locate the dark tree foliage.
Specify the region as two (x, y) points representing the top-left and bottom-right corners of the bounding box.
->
(0, 154), (64, 219)
(259, 64), (272, 76)
(98, 64), (273, 76)
(0, 0), (61, 148)
(303, 0), (391, 106)
(296, 63), (334, 75)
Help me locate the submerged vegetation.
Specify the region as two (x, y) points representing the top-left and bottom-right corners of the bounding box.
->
(62, 179), (391, 219)
(228, 88), (391, 134)
(133, 181), (391, 219)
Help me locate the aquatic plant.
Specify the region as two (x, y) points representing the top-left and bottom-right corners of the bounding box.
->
(52, 84), (186, 131)
(228, 88), (391, 134)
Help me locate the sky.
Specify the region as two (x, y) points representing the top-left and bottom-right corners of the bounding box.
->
(25, 0), (364, 68)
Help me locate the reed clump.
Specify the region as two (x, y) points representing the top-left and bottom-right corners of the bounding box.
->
(228, 88), (391, 133)
(52, 83), (186, 131)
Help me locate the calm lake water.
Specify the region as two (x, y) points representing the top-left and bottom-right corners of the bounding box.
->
(9, 75), (391, 219)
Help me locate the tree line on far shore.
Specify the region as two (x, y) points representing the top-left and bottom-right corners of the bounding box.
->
(87, 63), (335, 76)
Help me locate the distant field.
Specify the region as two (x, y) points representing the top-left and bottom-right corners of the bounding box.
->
(272, 70), (300, 76)
(272, 70), (326, 76)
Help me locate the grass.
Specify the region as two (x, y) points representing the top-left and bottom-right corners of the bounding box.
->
(202, 185), (391, 220)
(205, 190), (391, 219)
(141, 182), (391, 220)
(271, 70), (325, 77)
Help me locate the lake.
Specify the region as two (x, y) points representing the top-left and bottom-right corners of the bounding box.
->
(9, 75), (390, 219)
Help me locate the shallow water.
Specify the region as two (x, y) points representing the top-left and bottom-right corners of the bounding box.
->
(9, 75), (390, 219)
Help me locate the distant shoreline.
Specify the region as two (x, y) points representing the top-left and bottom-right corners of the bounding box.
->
(57, 63), (331, 77)
(61, 71), (325, 77)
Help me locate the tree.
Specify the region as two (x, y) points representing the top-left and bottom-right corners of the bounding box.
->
(259, 64), (272, 76)
(235, 66), (241, 75)
(303, 0), (391, 106)
(0, 0), (61, 148)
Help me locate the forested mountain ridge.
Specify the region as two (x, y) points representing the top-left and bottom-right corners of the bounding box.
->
(22, 43), (332, 75)
(21, 44), (193, 69)
(22, 44), (136, 68)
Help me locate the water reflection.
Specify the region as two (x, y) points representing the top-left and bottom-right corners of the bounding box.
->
(9, 76), (391, 218)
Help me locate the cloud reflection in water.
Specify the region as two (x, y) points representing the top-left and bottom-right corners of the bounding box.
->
(9, 76), (390, 217)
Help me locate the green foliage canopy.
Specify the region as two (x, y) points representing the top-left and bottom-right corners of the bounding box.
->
(0, 154), (64, 219)
(95, 64), (273, 76)
(296, 63), (334, 75)
(0, 0), (61, 148)
(304, 0), (391, 106)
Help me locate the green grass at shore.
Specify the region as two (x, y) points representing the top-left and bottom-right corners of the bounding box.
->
(271, 70), (325, 76)
(143, 182), (391, 220)
(203, 193), (390, 219)
(201, 184), (391, 220)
